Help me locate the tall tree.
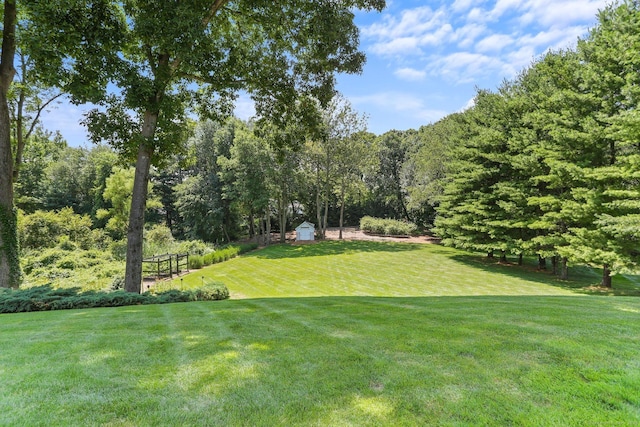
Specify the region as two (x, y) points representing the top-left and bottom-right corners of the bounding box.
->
(0, 0), (20, 287)
(559, 0), (640, 287)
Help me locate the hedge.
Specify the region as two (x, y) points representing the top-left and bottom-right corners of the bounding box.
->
(188, 242), (258, 269)
(359, 216), (418, 236)
(0, 283), (229, 314)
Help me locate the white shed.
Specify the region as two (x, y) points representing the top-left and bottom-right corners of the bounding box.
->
(295, 221), (315, 241)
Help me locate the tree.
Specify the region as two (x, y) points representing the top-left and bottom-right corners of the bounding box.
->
(368, 130), (413, 222)
(404, 114), (466, 228)
(10, 49), (62, 182)
(218, 122), (271, 240)
(1, 0), (125, 287)
(45, 0), (387, 293)
(559, 0), (640, 287)
(0, 0), (20, 287)
(174, 119), (240, 243)
(326, 98), (368, 239)
(97, 166), (161, 240)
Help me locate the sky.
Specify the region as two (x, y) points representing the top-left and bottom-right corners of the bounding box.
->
(39, 0), (611, 146)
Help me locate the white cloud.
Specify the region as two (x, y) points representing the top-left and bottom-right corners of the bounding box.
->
(451, 0), (476, 13)
(453, 23), (486, 49)
(394, 67), (426, 82)
(349, 91), (448, 125)
(427, 52), (506, 83)
(519, 0), (607, 27)
(489, 0), (525, 20)
(476, 34), (514, 52)
(364, 6), (452, 56)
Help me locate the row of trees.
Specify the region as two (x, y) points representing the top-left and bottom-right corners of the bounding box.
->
(12, 97), (446, 251)
(434, 1), (640, 287)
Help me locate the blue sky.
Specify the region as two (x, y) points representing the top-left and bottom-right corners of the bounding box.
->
(40, 0), (610, 146)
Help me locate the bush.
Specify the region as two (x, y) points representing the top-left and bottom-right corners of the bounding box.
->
(359, 216), (417, 236)
(189, 255), (204, 269)
(0, 284), (229, 314)
(19, 208), (95, 250)
(144, 224), (175, 257)
(109, 240), (128, 261)
(176, 240), (212, 256)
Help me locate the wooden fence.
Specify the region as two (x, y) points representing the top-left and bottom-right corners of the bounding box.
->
(142, 253), (189, 279)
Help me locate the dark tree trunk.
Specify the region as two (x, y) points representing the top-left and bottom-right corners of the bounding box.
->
(602, 264), (612, 288)
(500, 250), (507, 262)
(487, 251), (494, 259)
(538, 255), (546, 270)
(265, 208), (271, 246)
(0, 0), (20, 288)
(124, 111), (157, 293)
(518, 253), (523, 266)
(551, 256), (558, 275)
(248, 211), (255, 238)
(560, 257), (569, 280)
(338, 180), (345, 240)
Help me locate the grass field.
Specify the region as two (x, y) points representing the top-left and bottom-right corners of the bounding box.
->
(3, 241), (640, 426)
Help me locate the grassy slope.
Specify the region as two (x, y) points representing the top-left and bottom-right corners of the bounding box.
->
(165, 242), (584, 298)
(3, 241), (640, 426)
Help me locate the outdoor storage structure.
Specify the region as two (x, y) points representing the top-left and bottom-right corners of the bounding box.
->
(295, 221), (315, 241)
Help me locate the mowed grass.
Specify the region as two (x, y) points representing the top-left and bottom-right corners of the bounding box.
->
(166, 240), (635, 297)
(2, 241), (640, 426)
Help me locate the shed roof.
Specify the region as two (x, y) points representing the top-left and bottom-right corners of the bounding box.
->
(295, 221), (315, 230)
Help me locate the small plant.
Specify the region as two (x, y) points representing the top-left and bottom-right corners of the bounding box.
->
(189, 255), (204, 269)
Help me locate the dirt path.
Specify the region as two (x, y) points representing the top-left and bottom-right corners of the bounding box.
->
(294, 227), (440, 244)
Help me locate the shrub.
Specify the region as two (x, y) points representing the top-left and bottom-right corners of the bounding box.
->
(189, 255), (204, 269)
(176, 240), (212, 256)
(144, 224), (175, 257)
(359, 216), (417, 236)
(19, 208), (94, 250)
(0, 284), (230, 314)
(109, 240), (128, 261)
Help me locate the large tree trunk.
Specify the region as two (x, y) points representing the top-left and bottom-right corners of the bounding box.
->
(560, 257), (569, 280)
(538, 255), (546, 270)
(0, 0), (20, 288)
(315, 186), (323, 239)
(265, 207), (271, 246)
(338, 179), (345, 240)
(124, 111), (157, 293)
(602, 264), (612, 288)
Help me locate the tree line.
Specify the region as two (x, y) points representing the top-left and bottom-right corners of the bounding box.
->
(434, 1), (640, 287)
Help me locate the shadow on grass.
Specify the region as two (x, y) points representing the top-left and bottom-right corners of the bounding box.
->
(246, 240), (425, 260)
(448, 252), (640, 297)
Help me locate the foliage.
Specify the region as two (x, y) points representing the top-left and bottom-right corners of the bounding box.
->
(0, 283), (228, 314)
(143, 224), (175, 257)
(97, 166), (161, 240)
(188, 243), (258, 270)
(359, 216), (417, 236)
(21, 245), (124, 291)
(18, 207), (97, 250)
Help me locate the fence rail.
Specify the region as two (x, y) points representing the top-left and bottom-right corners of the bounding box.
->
(142, 253), (189, 279)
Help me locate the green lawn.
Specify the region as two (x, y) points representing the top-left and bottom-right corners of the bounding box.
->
(3, 241), (640, 426)
(165, 241), (638, 297)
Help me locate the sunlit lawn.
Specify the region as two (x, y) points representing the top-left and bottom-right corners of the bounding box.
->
(3, 241), (640, 426)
